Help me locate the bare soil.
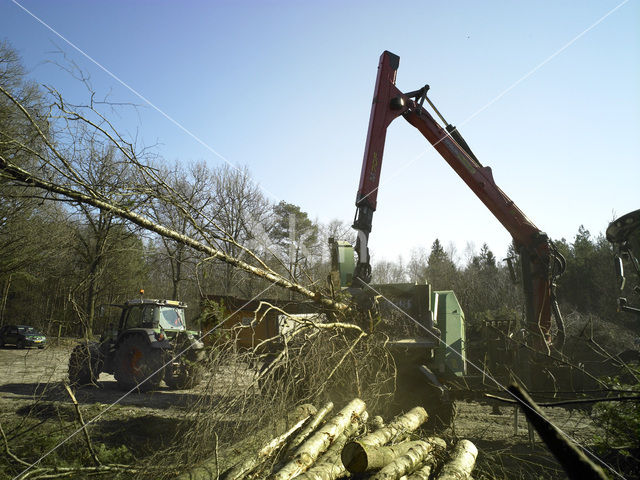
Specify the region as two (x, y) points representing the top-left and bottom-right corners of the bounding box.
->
(0, 341), (606, 479)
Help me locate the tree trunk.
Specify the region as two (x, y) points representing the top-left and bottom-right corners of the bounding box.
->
(0, 274), (11, 326)
(296, 411), (369, 480)
(271, 398), (366, 480)
(369, 439), (443, 480)
(286, 402), (334, 455)
(405, 462), (433, 480)
(342, 441), (425, 473)
(345, 406), (427, 450)
(180, 404), (317, 480)
(220, 409), (316, 480)
(172, 246), (182, 299)
(434, 440), (477, 480)
(85, 269), (97, 339)
(0, 157), (350, 312)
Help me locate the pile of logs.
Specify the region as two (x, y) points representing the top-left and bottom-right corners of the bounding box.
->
(220, 398), (478, 480)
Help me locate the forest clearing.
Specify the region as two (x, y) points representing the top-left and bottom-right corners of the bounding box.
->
(1, 2), (639, 479)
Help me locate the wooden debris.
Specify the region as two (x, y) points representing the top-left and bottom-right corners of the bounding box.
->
(297, 411), (369, 480)
(352, 407), (428, 448)
(64, 383), (101, 467)
(218, 400), (479, 480)
(369, 439), (442, 480)
(370, 416), (385, 430)
(287, 402), (335, 454)
(182, 404), (317, 480)
(221, 412), (313, 480)
(342, 440), (426, 473)
(271, 398), (367, 480)
(341, 406), (428, 471)
(405, 462), (432, 480)
(406, 437), (446, 480)
(434, 440), (478, 480)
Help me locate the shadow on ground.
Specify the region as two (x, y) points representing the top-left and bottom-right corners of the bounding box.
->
(0, 380), (209, 409)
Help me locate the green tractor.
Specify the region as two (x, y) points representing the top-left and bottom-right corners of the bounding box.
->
(68, 299), (205, 391)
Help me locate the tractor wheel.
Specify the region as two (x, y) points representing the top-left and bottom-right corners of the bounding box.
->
(114, 335), (165, 392)
(165, 362), (203, 390)
(68, 342), (103, 387)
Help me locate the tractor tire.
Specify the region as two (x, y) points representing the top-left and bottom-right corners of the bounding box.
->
(165, 362), (203, 390)
(114, 335), (165, 392)
(68, 342), (103, 387)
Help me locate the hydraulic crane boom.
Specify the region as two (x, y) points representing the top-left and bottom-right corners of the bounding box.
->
(352, 51), (565, 352)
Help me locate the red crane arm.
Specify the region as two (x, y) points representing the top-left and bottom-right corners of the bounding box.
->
(353, 51), (564, 351)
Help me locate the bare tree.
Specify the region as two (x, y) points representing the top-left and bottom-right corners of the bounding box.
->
(204, 164), (274, 297)
(147, 160), (214, 300)
(0, 76), (347, 312)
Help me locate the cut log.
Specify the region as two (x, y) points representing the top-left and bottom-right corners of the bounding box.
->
(342, 441), (425, 473)
(434, 440), (478, 480)
(296, 411), (369, 480)
(370, 415), (385, 430)
(405, 463), (432, 480)
(182, 404), (317, 480)
(406, 438), (446, 480)
(221, 414), (311, 480)
(341, 406), (428, 471)
(369, 438), (443, 480)
(287, 402), (334, 454)
(271, 398), (367, 480)
(353, 407), (428, 448)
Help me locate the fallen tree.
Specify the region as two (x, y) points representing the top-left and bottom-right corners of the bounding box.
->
(0, 82), (349, 312)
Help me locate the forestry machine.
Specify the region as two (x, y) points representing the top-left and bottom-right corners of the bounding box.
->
(334, 51), (566, 358)
(607, 209), (640, 316)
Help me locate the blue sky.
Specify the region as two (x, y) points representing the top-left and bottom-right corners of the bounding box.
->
(2, 0), (639, 264)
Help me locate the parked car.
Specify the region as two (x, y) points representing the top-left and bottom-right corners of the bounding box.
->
(0, 325), (47, 349)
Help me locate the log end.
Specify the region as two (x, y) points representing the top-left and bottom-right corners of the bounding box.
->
(341, 441), (368, 473)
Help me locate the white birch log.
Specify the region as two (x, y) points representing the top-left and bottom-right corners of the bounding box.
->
(405, 463), (432, 480)
(183, 404), (316, 480)
(434, 440), (478, 480)
(342, 441), (426, 473)
(296, 411), (369, 480)
(369, 438), (443, 480)
(341, 406), (427, 471)
(286, 402), (334, 454)
(271, 398), (367, 480)
(354, 407), (428, 447)
(406, 437), (447, 480)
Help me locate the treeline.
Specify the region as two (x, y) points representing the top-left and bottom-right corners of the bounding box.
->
(0, 157), (347, 337)
(371, 230), (623, 333)
(0, 40), (628, 341)
(0, 40), (348, 337)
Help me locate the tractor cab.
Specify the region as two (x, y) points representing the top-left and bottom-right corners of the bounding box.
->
(118, 299), (189, 338)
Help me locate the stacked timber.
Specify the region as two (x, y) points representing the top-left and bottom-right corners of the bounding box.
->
(219, 399), (478, 480)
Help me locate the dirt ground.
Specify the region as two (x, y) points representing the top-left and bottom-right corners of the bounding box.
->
(0, 341), (609, 479)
